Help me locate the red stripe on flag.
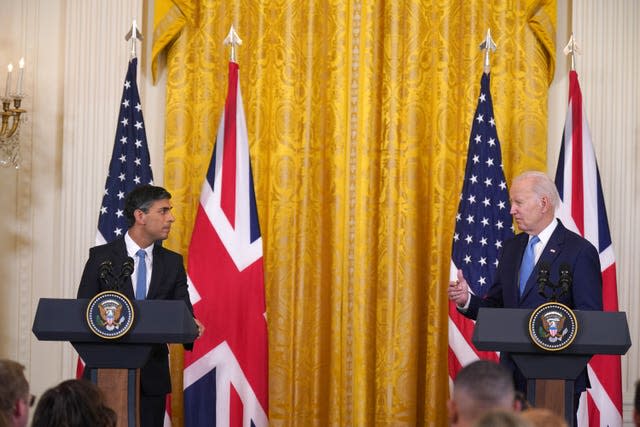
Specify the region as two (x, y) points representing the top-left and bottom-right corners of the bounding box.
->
(569, 71), (585, 234)
(448, 346), (462, 380)
(449, 302), (499, 362)
(221, 62), (239, 227)
(602, 264), (619, 311)
(230, 383), (243, 427)
(587, 393), (600, 426)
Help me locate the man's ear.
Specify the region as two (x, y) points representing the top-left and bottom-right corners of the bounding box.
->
(13, 397), (27, 420)
(133, 208), (146, 225)
(539, 195), (549, 212)
(633, 409), (640, 426)
(447, 399), (458, 426)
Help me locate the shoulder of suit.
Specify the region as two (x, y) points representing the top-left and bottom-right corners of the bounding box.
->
(153, 244), (184, 260)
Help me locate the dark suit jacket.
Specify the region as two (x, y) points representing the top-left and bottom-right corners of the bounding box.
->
(77, 237), (193, 396)
(461, 219), (603, 392)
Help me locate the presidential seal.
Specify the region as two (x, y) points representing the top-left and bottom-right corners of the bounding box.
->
(528, 302), (578, 351)
(86, 291), (135, 339)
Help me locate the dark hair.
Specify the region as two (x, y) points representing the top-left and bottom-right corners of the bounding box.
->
(31, 379), (117, 427)
(124, 185), (172, 227)
(454, 360), (515, 418)
(635, 379), (640, 412)
(0, 359), (29, 425)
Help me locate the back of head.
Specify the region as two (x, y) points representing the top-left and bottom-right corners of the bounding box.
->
(124, 184), (172, 227)
(521, 407), (568, 427)
(31, 379), (116, 427)
(0, 359), (29, 426)
(474, 409), (533, 427)
(451, 360), (516, 425)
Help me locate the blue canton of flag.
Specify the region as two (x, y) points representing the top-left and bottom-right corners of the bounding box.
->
(451, 73), (514, 296)
(96, 57), (153, 245)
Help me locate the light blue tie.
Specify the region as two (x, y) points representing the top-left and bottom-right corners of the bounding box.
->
(519, 235), (540, 296)
(136, 249), (147, 300)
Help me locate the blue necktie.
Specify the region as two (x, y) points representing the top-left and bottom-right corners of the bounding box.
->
(136, 249), (147, 300)
(519, 235), (540, 296)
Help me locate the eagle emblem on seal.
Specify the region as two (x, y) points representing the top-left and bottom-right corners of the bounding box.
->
(539, 311), (568, 342)
(97, 300), (125, 331)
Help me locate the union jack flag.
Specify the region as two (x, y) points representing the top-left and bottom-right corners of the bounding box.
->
(448, 72), (513, 377)
(183, 61), (268, 426)
(554, 70), (621, 427)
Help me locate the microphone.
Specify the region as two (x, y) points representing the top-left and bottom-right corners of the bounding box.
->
(558, 263), (572, 299)
(98, 260), (114, 288)
(117, 257), (135, 291)
(536, 262), (550, 300)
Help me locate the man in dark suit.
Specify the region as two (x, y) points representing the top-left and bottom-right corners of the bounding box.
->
(448, 171), (603, 406)
(78, 185), (204, 427)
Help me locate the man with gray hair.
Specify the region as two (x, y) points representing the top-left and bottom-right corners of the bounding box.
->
(448, 360), (518, 427)
(0, 359), (32, 427)
(447, 171), (603, 408)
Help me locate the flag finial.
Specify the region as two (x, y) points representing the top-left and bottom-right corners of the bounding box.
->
(125, 19), (143, 59)
(563, 34), (580, 71)
(479, 29), (497, 73)
(224, 26), (243, 63)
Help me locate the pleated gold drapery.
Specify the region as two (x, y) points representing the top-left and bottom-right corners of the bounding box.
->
(152, 0), (555, 425)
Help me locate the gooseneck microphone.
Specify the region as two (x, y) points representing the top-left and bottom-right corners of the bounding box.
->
(536, 262), (550, 299)
(558, 263), (572, 299)
(98, 260), (114, 288)
(117, 257), (135, 291)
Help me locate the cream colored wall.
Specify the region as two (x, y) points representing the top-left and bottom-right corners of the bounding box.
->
(549, 1), (640, 425)
(0, 0), (165, 402)
(0, 0), (638, 422)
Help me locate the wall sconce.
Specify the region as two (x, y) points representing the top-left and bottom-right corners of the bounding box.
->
(1, 58), (26, 169)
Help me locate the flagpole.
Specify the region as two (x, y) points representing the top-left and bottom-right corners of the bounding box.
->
(479, 28), (497, 73)
(223, 25), (242, 63)
(125, 19), (143, 59)
(563, 34), (579, 71)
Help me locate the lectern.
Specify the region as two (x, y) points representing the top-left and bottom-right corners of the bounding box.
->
(472, 307), (630, 426)
(32, 298), (198, 427)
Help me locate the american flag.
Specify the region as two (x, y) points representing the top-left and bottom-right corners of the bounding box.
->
(96, 57), (154, 244)
(448, 72), (514, 378)
(183, 61), (268, 426)
(76, 57), (153, 378)
(554, 70), (621, 427)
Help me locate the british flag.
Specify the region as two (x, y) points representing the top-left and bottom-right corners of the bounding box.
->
(554, 70), (621, 427)
(183, 61), (268, 426)
(448, 72), (513, 378)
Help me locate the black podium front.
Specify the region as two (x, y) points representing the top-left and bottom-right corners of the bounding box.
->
(472, 307), (630, 426)
(33, 298), (198, 427)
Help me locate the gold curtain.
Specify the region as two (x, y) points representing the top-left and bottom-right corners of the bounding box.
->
(152, 0), (555, 425)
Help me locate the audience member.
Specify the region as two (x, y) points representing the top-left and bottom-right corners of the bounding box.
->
(31, 379), (117, 427)
(448, 360), (518, 427)
(634, 379), (640, 427)
(0, 359), (32, 427)
(474, 409), (533, 427)
(521, 407), (568, 427)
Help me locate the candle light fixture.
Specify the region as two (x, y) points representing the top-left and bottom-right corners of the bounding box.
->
(1, 58), (27, 168)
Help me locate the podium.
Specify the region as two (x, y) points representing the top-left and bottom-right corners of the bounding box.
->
(32, 298), (198, 427)
(472, 307), (630, 426)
